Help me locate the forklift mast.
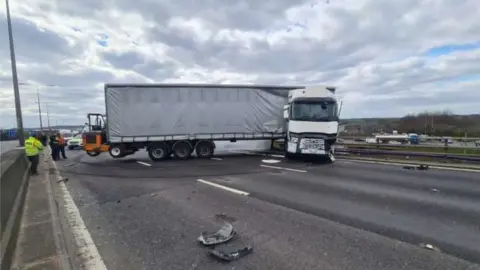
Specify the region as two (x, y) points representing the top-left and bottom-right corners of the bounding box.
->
(87, 113), (106, 132)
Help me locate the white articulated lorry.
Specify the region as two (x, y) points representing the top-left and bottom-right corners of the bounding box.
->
(82, 83), (340, 161)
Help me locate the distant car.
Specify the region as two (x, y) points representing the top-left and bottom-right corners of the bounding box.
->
(475, 140), (480, 147)
(67, 134), (83, 150)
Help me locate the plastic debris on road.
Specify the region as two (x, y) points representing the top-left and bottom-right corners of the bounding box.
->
(210, 244), (253, 261)
(197, 223), (254, 262)
(328, 152), (336, 163)
(198, 223), (235, 246)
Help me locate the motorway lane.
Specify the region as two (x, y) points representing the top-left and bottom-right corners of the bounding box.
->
(56, 149), (480, 270)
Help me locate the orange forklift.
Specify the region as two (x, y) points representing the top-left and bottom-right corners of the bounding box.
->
(82, 113), (109, 156)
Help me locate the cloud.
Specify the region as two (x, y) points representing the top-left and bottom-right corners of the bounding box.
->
(0, 0), (479, 128)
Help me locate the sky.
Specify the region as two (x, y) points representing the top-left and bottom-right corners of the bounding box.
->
(0, 0), (479, 128)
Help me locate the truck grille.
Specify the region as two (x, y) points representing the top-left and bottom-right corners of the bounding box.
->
(300, 138), (325, 149)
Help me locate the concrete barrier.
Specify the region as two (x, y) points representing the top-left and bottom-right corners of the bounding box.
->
(0, 149), (30, 269)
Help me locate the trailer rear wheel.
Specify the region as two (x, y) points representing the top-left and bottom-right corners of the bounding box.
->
(173, 141), (192, 160)
(148, 143), (170, 161)
(195, 141), (214, 158)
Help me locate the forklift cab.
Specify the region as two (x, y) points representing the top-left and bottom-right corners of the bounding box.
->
(82, 113), (109, 156)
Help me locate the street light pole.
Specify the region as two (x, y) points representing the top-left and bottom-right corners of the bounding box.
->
(6, 0), (25, 146)
(45, 103), (51, 129)
(36, 85), (43, 130)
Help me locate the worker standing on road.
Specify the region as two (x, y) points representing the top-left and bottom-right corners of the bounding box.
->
(25, 133), (44, 175)
(49, 135), (60, 161)
(57, 133), (67, 159)
(40, 133), (48, 146)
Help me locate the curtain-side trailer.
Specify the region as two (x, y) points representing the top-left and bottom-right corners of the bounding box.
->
(82, 83), (340, 162)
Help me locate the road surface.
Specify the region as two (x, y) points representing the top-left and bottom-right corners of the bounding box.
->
(56, 147), (480, 270)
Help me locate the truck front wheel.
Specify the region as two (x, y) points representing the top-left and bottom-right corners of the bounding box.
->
(173, 141), (192, 160)
(109, 144), (125, 158)
(148, 142), (171, 161)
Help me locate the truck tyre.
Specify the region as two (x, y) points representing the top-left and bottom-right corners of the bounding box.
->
(148, 143), (170, 161)
(173, 141), (192, 160)
(195, 140), (214, 158)
(109, 144), (125, 158)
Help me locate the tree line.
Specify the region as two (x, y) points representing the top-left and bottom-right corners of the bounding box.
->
(342, 112), (480, 137)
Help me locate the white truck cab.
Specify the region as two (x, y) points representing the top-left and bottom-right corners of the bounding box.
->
(283, 86), (339, 160)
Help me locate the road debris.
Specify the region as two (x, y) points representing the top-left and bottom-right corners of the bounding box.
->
(198, 223), (235, 246)
(403, 164), (429, 170)
(214, 213), (237, 222)
(210, 244), (253, 261)
(420, 243), (441, 252)
(328, 152), (336, 163)
(57, 177), (69, 183)
(64, 163), (77, 167)
(418, 164), (429, 170)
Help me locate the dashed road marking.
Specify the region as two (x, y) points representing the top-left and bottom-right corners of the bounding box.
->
(50, 151), (108, 270)
(197, 179), (250, 196)
(270, 154), (285, 158)
(136, 161), (152, 167)
(260, 164), (307, 173)
(211, 157), (223, 161)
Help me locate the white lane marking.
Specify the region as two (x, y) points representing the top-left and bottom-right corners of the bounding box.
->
(260, 164), (307, 173)
(136, 161), (152, 167)
(339, 159), (480, 173)
(197, 179), (250, 196)
(211, 157), (223, 161)
(262, 159), (281, 164)
(51, 154), (108, 270)
(270, 154), (285, 158)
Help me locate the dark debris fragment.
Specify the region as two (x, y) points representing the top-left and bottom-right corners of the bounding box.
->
(403, 164), (429, 170)
(210, 244), (253, 261)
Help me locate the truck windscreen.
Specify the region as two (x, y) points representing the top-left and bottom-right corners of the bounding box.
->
(291, 100), (338, 122)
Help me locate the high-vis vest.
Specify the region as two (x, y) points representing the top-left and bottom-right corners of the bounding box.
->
(25, 136), (43, 156)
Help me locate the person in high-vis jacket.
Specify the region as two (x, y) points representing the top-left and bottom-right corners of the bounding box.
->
(25, 134), (44, 175)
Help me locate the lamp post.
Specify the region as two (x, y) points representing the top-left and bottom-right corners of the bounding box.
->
(6, 0), (25, 146)
(18, 83), (44, 130)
